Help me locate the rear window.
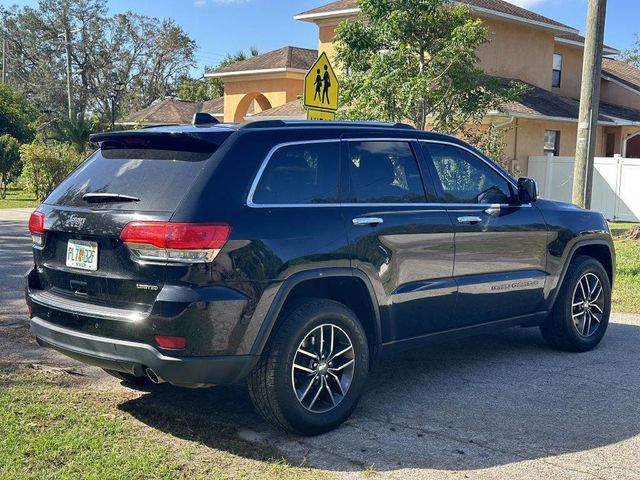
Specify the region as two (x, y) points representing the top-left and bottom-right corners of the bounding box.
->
(46, 133), (227, 211)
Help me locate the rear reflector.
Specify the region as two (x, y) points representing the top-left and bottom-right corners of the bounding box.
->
(28, 211), (45, 247)
(120, 222), (230, 263)
(154, 335), (187, 350)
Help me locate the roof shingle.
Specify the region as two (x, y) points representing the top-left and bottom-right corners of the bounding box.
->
(296, 0), (576, 32)
(208, 46), (318, 76)
(555, 32), (619, 55)
(501, 80), (640, 124)
(121, 96), (225, 125)
(602, 58), (640, 94)
(251, 100), (306, 118)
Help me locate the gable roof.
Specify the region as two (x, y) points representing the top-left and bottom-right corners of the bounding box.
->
(555, 32), (620, 56)
(247, 78), (640, 126)
(207, 46), (318, 77)
(500, 80), (640, 125)
(250, 99), (306, 119)
(120, 97), (225, 125)
(602, 58), (640, 95)
(201, 96), (225, 115)
(295, 0), (578, 34)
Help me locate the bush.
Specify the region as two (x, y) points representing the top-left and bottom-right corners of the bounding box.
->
(20, 138), (84, 201)
(0, 134), (21, 199)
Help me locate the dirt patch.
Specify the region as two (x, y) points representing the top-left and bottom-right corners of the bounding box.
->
(621, 225), (640, 240)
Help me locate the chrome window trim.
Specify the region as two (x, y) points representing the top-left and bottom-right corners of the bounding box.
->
(246, 139), (341, 208)
(246, 137), (528, 209)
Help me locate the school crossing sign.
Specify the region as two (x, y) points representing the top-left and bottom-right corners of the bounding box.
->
(303, 52), (339, 120)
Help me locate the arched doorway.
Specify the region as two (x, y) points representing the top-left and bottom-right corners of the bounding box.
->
(625, 132), (640, 158)
(233, 92), (272, 123)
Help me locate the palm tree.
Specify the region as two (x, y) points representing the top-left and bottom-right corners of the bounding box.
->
(54, 112), (95, 153)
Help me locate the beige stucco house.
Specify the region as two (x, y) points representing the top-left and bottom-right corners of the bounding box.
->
(206, 0), (640, 174)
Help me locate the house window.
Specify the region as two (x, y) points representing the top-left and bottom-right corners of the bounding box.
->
(552, 53), (563, 88)
(544, 130), (560, 156)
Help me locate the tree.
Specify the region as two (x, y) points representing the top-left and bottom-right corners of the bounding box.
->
(0, 0), (196, 125)
(19, 137), (84, 200)
(178, 48), (261, 102)
(0, 84), (36, 143)
(334, 0), (522, 135)
(0, 134), (21, 199)
(622, 34), (640, 68)
(53, 112), (96, 153)
(177, 76), (224, 102)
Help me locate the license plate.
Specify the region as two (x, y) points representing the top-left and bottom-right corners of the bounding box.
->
(66, 240), (98, 271)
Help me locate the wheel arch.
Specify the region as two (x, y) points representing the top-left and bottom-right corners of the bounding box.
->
(550, 239), (615, 308)
(250, 268), (382, 363)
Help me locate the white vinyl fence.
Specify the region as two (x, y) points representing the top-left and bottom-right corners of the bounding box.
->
(528, 154), (640, 222)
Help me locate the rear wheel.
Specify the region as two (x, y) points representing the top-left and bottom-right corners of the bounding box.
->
(540, 255), (611, 352)
(248, 299), (369, 435)
(102, 368), (150, 385)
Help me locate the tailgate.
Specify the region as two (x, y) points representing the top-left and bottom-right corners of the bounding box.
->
(30, 131), (229, 312)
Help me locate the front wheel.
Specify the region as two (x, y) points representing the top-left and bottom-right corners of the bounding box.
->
(248, 299), (370, 435)
(541, 255), (611, 352)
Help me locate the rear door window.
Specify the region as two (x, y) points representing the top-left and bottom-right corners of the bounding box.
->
(46, 133), (227, 211)
(251, 141), (340, 205)
(345, 141), (426, 203)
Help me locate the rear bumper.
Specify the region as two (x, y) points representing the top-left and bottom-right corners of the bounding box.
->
(30, 316), (257, 387)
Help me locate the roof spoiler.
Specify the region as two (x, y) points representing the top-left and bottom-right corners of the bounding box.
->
(89, 131), (220, 152)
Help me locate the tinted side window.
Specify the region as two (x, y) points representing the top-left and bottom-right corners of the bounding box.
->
(426, 144), (513, 204)
(252, 142), (340, 205)
(346, 141), (426, 203)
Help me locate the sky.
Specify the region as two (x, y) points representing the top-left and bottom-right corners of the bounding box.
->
(3, 0), (638, 77)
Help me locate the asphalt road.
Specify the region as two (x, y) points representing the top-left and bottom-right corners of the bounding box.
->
(2, 207), (639, 480)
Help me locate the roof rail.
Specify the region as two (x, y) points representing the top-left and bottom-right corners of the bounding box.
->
(240, 120), (416, 130)
(240, 120), (287, 129)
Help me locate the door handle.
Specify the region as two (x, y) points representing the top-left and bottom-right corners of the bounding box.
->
(457, 216), (483, 224)
(352, 217), (384, 226)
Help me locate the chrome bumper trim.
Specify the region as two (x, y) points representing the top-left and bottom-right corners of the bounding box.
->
(29, 290), (148, 322)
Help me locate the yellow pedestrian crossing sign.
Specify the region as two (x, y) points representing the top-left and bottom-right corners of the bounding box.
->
(304, 52), (339, 118)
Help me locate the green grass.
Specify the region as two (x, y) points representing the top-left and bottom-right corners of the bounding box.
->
(0, 188), (38, 209)
(609, 222), (640, 314)
(0, 365), (328, 480)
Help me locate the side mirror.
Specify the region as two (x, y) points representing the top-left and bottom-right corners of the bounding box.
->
(517, 177), (539, 204)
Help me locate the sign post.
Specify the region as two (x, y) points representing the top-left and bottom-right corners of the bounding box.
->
(303, 52), (339, 120)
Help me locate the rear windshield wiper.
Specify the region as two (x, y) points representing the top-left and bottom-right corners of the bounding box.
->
(82, 193), (140, 203)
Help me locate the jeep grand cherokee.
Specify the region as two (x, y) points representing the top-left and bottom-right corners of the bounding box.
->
(26, 120), (615, 435)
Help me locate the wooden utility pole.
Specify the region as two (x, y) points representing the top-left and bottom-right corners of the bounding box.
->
(572, 0), (607, 209)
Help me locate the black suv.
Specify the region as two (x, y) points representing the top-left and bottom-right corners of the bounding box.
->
(26, 120), (614, 435)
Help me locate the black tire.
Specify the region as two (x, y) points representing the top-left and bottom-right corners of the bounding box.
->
(102, 368), (150, 385)
(248, 298), (370, 435)
(540, 255), (611, 352)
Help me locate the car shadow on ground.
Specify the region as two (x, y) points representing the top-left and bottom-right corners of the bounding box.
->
(118, 321), (640, 473)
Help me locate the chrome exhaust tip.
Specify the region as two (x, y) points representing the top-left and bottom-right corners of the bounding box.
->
(145, 368), (165, 384)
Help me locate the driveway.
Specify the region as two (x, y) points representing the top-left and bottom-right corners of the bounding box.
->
(2, 207), (639, 479)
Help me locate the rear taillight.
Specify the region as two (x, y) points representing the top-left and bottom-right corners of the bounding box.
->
(28, 211), (45, 248)
(154, 335), (187, 350)
(119, 222), (230, 264)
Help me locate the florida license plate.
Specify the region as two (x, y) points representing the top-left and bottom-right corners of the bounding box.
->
(66, 240), (98, 271)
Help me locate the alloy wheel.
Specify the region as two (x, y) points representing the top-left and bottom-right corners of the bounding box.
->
(291, 323), (355, 414)
(571, 272), (605, 337)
